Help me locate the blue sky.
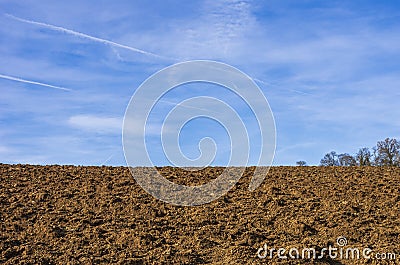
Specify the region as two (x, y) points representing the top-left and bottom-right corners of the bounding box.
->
(0, 0), (399, 166)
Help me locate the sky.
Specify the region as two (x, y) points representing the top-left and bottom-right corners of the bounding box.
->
(0, 0), (399, 166)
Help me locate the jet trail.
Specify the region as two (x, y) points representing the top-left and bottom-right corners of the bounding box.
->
(5, 13), (174, 61)
(253, 78), (313, 96)
(100, 154), (114, 165)
(0, 73), (71, 91)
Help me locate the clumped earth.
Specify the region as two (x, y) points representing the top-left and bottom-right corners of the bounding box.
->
(1, 164), (399, 264)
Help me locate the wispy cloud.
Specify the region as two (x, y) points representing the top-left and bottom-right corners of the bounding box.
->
(5, 13), (174, 61)
(276, 142), (315, 154)
(0, 73), (71, 91)
(68, 115), (122, 134)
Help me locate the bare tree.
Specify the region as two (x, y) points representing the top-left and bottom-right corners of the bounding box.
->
(296, 161), (307, 166)
(320, 151), (339, 166)
(374, 138), (400, 166)
(355, 147), (372, 166)
(338, 153), (357, 166)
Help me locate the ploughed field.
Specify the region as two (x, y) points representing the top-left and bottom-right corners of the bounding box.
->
(1, 164), (399, 264)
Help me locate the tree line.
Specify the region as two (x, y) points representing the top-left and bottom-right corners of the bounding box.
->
(296, 138), (400, 166)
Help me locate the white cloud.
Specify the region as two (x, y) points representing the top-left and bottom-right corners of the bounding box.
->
(114, 0), (257, 61)
(68, 114), (122, 134)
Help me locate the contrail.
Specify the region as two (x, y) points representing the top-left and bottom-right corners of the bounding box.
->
(0, 73), (71, 91)
(100, 154), (114, 165)
(158, 99), (211, 112)
(5, 13), (174, 61)
(253, 78), (313, 96)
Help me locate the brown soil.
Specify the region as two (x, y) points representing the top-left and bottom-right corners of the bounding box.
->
(1, 164), (399, 264)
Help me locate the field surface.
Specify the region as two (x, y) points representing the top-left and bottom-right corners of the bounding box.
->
(1, 164), (399, 264)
